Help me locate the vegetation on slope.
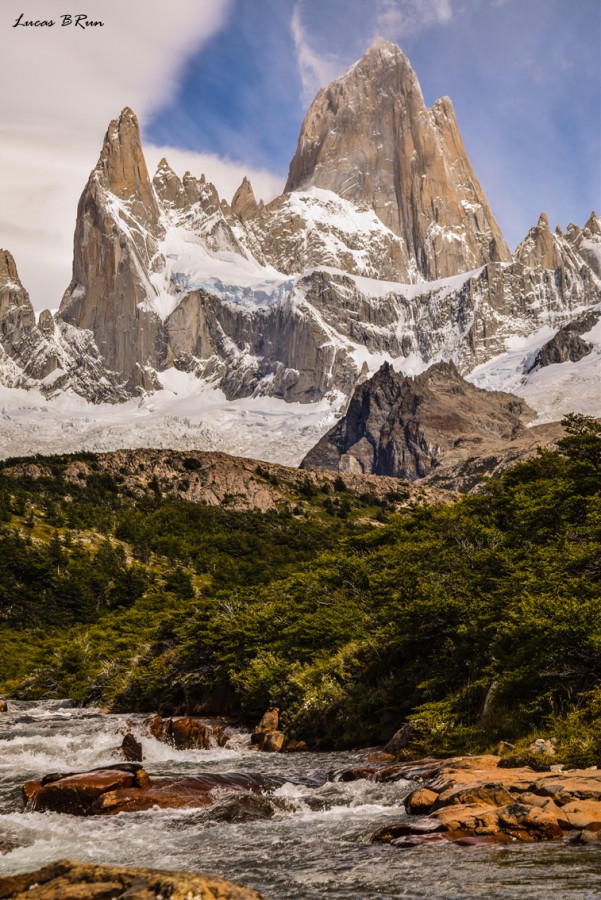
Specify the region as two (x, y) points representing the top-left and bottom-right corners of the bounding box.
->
(1, 416), (600, 764)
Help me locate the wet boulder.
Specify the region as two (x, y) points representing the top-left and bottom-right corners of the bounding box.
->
(24, 766), (146, 815)
(121, 732), (143, 762)
(405, 788), (438, 814)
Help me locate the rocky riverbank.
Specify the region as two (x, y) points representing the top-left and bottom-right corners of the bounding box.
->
(337, 755), (601, 847)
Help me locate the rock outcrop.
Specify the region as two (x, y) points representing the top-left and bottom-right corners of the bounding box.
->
(231, 176), (260, 221)
(22, 764), (281, 817)
(527, 309), (599, 371)
(357, 755), (601, 847)
(59, 108), (165, 383)
(0, 860), (266, 899)
(301, 361), (538, 481)
(0, 448), (454, 512)
(285, 38), (511, 280)
(0, 249), (127, 401)
(566, 211), (601, 277)
(334, 754), (601, 847)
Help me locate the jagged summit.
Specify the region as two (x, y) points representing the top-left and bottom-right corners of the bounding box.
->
(285, 40), (510, 280)
(231, 176), (260, 220)
(95, 108), (157, 215)
(0, 248), (19, 281)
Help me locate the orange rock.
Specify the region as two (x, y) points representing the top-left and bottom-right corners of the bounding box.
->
(0, 859), (266, 899)
(147, 713), (163, 739)
(164, 717), (212, 750)
(22, 780), (42, 806)
(90, 781), (215, 815)
(561, 799), (601, 830)
(31, 769), (138, 815)
(262, 731), (285, 753)
(405, 788), (439, 814)
(435, 783), (516, 809)
(365, 751), (395, 763)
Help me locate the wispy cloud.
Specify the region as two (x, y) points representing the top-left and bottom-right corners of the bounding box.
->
(291, 4), (341, 103)
(374, 0), (453, 41)
(0, 0), (233, 309)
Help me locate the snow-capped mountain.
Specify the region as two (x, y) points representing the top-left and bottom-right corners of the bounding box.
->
(0, 40), (599, 465)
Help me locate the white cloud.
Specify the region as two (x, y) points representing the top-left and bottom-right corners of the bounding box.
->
(374, 0), (453, 41)
(291, 5), (341, 104)
(0, 0), (234, 309)
(144, 146), (285, 206)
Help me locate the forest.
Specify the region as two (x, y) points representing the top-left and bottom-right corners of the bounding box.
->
(1, 415), (600, 765)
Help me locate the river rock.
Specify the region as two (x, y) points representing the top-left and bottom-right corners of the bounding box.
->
(23, 766), (278, 817)
(147, 713), (163, 739)
(25, 768), (144, 815)
(560, 799), (601, 830)
(121, 733), (143, 762)
(165, 716), (212, 750)
(0, 859), (266, 899)
(405, 788), (439, 814)
(251, 708), (285, 751)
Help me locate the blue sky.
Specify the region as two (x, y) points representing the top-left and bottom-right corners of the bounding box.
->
(146, 0), (600, 250)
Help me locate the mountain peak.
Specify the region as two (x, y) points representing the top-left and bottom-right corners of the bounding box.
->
(285, 45), (510, 279)
(96, 108), (157, 212)
(356, 37), (411, 68)
(0, 248), (18, 281)
(231, 176), (259, 220)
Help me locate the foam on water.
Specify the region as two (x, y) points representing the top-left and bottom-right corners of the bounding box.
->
(1, 702), (600, 899)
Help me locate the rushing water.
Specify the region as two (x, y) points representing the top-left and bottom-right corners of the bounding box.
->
(0, 701), (599, 899)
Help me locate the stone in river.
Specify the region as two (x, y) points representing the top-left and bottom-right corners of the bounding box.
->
(0, 859), (266, 898)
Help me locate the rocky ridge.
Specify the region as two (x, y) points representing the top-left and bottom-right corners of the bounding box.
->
(0, 250), (126, 401)
(301, 360), (564, 487)
(0, 447), (455, 512)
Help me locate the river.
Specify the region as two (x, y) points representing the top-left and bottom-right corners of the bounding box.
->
(0, 701), (599, 899)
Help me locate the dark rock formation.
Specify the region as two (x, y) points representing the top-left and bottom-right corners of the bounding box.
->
(301, 361), (534, 480)
(526, 310), (599, 371)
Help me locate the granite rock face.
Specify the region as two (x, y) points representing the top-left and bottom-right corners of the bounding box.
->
(58, 108), (165, 383)
(285, 39), (511, 280)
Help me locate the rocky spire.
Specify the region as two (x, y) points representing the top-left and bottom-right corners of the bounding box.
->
(285, 39), (511, 280)
(95, 107), (160, 224)
(0, 249), (35, 332)
(231, 177), (260, 221)
(565, 211), (601, 277)
(515, 213), (565, 270)
(59, 108), (164, 380)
